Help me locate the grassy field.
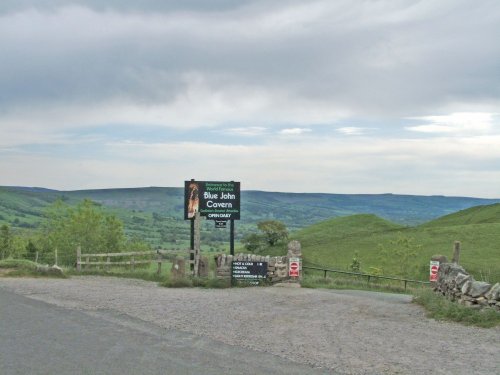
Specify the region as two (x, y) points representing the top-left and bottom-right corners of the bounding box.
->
(2, 186), (499, 283)
(292, 204), (500, 283)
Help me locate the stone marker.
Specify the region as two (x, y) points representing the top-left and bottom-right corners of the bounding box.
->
(198, 256), (209, 277)
(36, 264), (64, 276)
(171, 257), (185, 279)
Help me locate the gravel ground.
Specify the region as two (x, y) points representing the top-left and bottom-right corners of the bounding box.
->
(1, 276), (498, 375)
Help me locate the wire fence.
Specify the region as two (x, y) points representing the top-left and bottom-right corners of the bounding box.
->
(302, 265), (430, 291)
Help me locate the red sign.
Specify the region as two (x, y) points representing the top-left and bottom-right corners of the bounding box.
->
(289, 259), (300, 277)
(429, 261), (440, 282)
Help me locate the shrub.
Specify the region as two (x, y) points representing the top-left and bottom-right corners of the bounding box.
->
(0, 259), (38, 271)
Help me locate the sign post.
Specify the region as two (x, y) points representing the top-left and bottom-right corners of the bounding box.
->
(429, 260), (440, 282)
(185, 179), (241, 260)
(230, 219), (235, 256)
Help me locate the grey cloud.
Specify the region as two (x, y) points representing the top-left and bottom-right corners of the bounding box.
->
(0, 0), (499, 121)
(0, 0), (242, 14)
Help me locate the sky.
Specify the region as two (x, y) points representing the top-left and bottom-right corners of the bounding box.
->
(0, 0), (499, 197)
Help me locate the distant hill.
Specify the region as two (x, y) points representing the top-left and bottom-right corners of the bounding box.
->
(1, 185), (500, 252)
(242, 191), (500, 226)
(293, 204), (500, 283)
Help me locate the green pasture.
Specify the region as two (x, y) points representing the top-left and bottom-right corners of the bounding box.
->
(293, 205), (500, 283)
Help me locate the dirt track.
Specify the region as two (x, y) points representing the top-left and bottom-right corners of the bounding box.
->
(0, 276), (498, 374)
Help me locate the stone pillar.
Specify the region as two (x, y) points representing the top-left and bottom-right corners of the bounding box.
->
(287, 240), (302, 258)
(431, 255), (448, 264)
(199, 256), (209, 277)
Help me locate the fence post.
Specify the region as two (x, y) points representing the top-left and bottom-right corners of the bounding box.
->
(131, 256), (135, 270)
(157, 251), (162, 275)
(54, 248), (58, 266)
(452, 241), (461, 264)
(35, 251), (39, 264)
(106, 255), (110, 270)
(76, 246), (81, 272)
(193, 212), (201, 277)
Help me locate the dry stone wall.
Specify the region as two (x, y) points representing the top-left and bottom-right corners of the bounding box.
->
(215, 253), (292, 283)
(434, 262), (500, 311)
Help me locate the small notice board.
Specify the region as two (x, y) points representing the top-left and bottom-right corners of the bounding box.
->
(232, 261), (268, 282)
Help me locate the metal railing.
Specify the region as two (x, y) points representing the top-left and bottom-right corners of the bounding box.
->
(302, 265), (430, 291)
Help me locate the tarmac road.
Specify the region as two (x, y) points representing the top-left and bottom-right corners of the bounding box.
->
(1, 276), (499, 375)
(0, 288), (328, 375)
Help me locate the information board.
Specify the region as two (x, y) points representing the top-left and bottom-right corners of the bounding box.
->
(232, 261), (268, 281)
(215, 220), (227, 229)
(185, 180), (240, 220)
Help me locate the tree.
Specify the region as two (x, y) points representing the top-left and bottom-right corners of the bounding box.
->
(101, 215), (124, 253)
(350, 252), (361, 272)
(67, 199), (105, 254)
(37, 199), (130, 265)
(241, 233), (264, 253)
(378, 235), (421, 278)
(0, 224), (13, 259)
(26, 240), (38, 261)
(257, 220), (288, 246)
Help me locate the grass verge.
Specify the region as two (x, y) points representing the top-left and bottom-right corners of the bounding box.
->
(412, 288), (500, 328)
(301, 274), (421, 294)
(0, 259), (66, 278)
(161, 277), (231, 288)
(66, 268), (166, 283)
(0, 259), (38, 271)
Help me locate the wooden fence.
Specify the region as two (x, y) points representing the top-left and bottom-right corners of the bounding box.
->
(76, 247), (173, 274)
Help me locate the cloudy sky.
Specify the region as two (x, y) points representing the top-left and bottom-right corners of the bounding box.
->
(1, 0), (499, 197)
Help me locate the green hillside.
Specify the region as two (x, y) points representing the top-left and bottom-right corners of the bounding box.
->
(294, 206), (500, 283)
(2, 186), (500, 262)
(0, 188), (60, 228)
(421, 203), (500, 227)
